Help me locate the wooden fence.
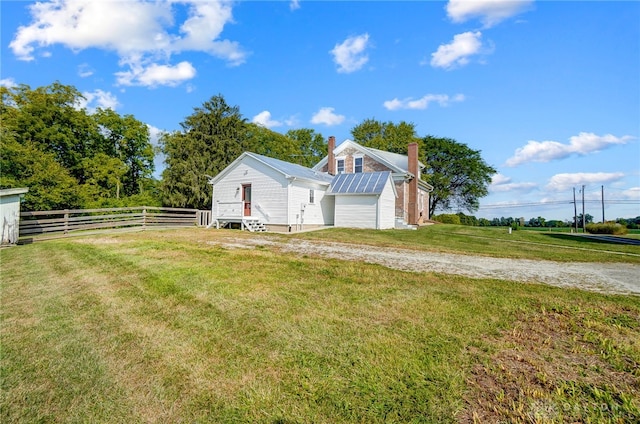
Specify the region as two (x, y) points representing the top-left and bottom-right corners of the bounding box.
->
(19, 206), (212, 240)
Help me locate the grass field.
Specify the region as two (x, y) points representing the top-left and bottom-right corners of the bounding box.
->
(292, 224), (640, 263)
(1, 227), (639, 423)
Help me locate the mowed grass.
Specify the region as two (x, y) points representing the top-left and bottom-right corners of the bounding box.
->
(290, 224), (640, 263)
(1, 228), (639, 423)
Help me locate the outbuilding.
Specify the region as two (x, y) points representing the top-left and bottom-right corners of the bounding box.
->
(1, 188), (29, 245)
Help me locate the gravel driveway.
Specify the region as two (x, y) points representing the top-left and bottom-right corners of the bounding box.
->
(209, 236), (640, 296)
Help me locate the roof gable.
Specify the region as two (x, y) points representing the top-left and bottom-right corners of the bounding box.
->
(209, 152), (333, 186)
(312, 139), (424, 174)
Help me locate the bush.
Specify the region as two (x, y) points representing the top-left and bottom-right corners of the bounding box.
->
(433, 214), (461, 225)
(585, 222), (628, 235)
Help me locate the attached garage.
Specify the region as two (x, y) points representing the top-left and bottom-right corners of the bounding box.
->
(328, 171), (397, 229)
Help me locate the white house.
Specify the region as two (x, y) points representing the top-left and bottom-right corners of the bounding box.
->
(1, 188), (29, 244)
(208, 138), (433, 231)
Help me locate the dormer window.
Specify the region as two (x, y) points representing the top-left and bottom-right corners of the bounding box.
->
(354, 157), (363, 173)
(336, 158), (345, 173)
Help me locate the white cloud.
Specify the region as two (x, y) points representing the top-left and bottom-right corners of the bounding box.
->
(290, 1), (301, 11)
(77, 89), (120, 112)
(78, 63), (94, 78)
(311, 107), (345, 126)
(621, 187), (640, 200)
(431, 31), (483, 70)
(489, 173), (537, 193)
(330, 33), (370, 73)
(0, 78), (17, 88)
(506, 132), (634, 167)
(115, 61), (197, 87)
(446, 0), (534, 28)
(383, 93), (465, 110)
(252, 111), (282, 128)
(546, 172), (625, 192)
(9, 0), (245, 87)
(147, 124), (164, 147)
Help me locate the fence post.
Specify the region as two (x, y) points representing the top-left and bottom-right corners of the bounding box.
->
(142, 207), (147, 229)
(64, 210), (69, 234)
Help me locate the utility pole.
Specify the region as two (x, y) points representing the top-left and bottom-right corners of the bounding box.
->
(581, 184), (586, 233)
(601, 185), (605, 223)
(573, 187), (578, 233)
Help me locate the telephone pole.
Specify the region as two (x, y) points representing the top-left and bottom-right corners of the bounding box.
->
(581, 184), (585, 233)
(573, 187), (578, 232)
(601, 185), (605, 223)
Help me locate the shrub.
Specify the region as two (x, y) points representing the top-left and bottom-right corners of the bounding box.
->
(433, 214), (461, 225)
(585, 222), (628, 235)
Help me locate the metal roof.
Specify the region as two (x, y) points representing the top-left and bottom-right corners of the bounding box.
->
(328, 171), (392, 195)
(247, 152), (334, 184)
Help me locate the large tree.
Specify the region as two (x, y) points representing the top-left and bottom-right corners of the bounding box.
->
(161, 95), (249, 209)
(351, 119), (420, 154)
(1, 82), (157, 210)
(422, 136), (496, 217)
(285, 128), (326, 168)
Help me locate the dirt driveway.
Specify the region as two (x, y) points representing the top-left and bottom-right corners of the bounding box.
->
(208, 236), (640, 296)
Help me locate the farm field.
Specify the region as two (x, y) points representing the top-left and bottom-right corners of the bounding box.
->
(1, 227), (639, 423)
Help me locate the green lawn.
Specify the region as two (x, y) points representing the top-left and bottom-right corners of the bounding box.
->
(289, 224), (640, 263)
(2, 228), (639, 423)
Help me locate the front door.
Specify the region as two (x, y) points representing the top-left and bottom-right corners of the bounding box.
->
(242, 184), (251, 216)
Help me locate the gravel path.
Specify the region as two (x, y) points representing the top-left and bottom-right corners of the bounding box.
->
(209, 236), (640, 296)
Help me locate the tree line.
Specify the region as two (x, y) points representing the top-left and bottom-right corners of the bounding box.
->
(2, 82), (496, 215)
(433, 212), (640, 229)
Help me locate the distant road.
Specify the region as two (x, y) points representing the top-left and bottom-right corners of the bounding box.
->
(574, 234), (640, 246)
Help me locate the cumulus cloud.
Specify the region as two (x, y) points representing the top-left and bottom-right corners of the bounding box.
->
(489, 173), (537, 193)
(252, 111), (283, 128)
(330, 33), (370, 73)
(431, 31), (483, 69)
(506, 132), (634, 167)
(290, 0), (301, 11)
(77, 89), (120, 112)
(9, 0), (245, 87)
(0, 78), (17, 88)
(621, 187), (640, 200)
(116, 61), (197, 87)
(383, 93), (465, 110)
(546, 172), (625, 192)
(446, 0), (533, 28)
(311, 107), (345, 126)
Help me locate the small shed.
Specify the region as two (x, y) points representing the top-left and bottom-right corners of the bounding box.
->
(327, 171), (397, 229)
(1, 188), (29, 245)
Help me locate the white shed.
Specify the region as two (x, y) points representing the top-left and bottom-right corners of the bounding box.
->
(1, 188), (29, 245)
(328, 172), (397, 229)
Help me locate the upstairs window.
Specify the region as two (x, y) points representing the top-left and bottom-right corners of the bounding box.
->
(354, 157), (363, 173)
(309, 189), (315, 204)
(336, 159), (345, 173)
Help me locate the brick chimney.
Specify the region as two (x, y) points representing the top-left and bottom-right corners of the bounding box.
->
(327, 136), (336, 175)
(407, 142), (419, 225)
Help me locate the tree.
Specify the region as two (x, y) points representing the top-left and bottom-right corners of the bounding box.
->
(0, 129), (79, 210)
(351, 119), (420, 154)
(161, 94), (249, 209)
(285, 128), (327, 168)
(422, 136), (496, 217)
(93, 108), (154, 196)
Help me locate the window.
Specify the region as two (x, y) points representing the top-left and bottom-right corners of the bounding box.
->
(336, 159), (345, 173)
(309, 189), (315, 204)
(354, 157), (363, 173)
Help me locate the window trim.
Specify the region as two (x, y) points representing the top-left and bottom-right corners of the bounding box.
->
(336, 157), (345, 174)
(353, 156), (363, 173)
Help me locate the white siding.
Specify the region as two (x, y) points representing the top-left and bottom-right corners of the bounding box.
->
(378, 178), (396, 229)
(334, 195), (378, 229)
(212, 157), (289, 224)
(288, 181), (334, 226)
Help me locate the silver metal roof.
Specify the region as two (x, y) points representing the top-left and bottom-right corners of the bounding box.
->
(328, 171), (391, 195)
(247, 152), (334, 184)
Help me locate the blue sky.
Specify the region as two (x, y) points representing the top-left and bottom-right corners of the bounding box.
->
(2, 0), (639, 221)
